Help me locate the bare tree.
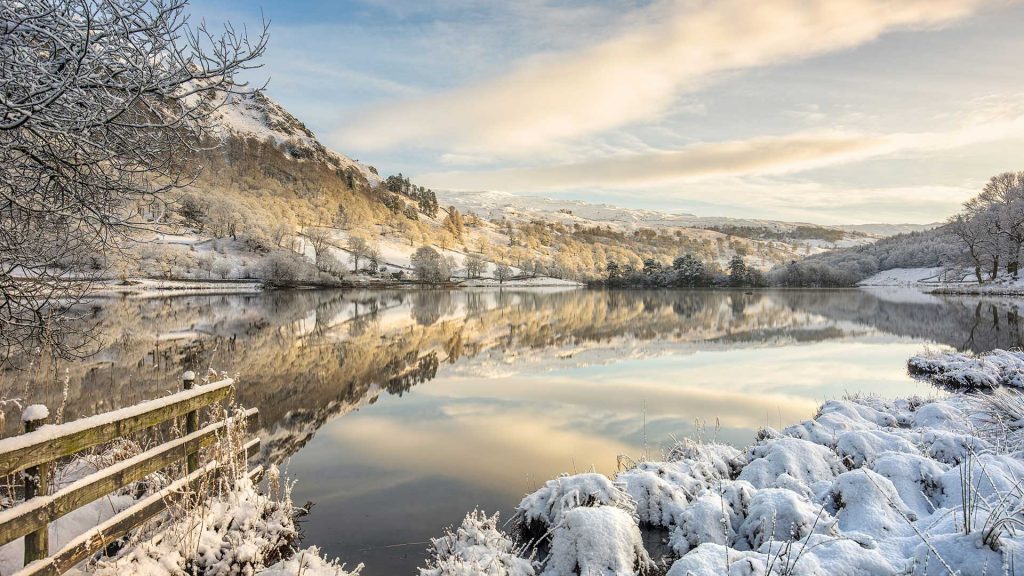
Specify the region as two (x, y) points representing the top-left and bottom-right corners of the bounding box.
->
(495, 263), (513, 284)
(303, 227), (333, 270)
(0, 0), (268, 365)
(465, 254), (485, 279)
(948, 214), (988, 283)
(347, 235), (371, 272)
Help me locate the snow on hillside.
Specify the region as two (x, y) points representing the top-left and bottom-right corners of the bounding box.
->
(211, 91), (381, 187)
(857, 267), (945, 287)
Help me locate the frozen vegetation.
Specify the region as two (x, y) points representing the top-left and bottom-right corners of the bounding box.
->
(909, 349), (1024, 390)
(418, 384), (1024, 574)
(89, 467), (361, 576)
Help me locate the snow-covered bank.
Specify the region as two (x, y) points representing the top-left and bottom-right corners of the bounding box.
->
(420, 385), (1024, 574)
(458, 277), (584, 288)
(909, 349), (1024, 390)
(92, 278), (264, 297)
(857, 267), (945, 287)
(859, 266), (1024, 296)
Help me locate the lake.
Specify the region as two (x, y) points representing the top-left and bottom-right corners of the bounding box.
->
(3, 287), (1022, 574)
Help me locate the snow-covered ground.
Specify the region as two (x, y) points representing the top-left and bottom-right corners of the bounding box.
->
(417, 384), (1024, 575)
(860, 266), (1024, 296)
(857, 267), (946, 287)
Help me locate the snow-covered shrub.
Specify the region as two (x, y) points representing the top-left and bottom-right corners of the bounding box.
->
(869, 452), (946, 515)
(420, 510), (537, 576)
(616, 468), (688, 527)
(669, 481), (754, 555)
(922, 429), (991, 465)
(908, 532), (1003, 576)
(93, 468), (314, 576)
(825, 469), (914, 539)
(738, 437), (846, 491)
(260, 250), (314, 286)
(834, 429), (920, 468)
(734, 489), (837, 551)
(542, 506), (654, 576)
(665, 543), (769, 576)
(514, 473), (635, 538)
(259, 546), (362, 576)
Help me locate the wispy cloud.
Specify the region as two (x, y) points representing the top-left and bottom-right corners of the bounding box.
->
(415, 111), (1024, 191)
(334, 0), (994, 156)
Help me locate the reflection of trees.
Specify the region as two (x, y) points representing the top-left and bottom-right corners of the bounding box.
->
(8, 287), (1024, 458)
(411, 290), (455, 326)
(384, 352), (439, 396)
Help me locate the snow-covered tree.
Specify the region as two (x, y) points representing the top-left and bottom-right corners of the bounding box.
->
(495, 263), (513, 284)
(411, 246), (452, 283)
(465, 254), (486, 279)
(0, 0), (267, 364)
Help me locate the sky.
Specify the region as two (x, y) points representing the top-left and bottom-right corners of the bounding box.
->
(192, 0), (1024, 225)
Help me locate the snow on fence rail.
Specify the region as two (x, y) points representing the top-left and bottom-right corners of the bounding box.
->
(0, 375), (261, 575)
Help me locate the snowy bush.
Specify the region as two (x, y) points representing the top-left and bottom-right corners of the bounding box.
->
(669, 481), (754, 555)
(259, 547), (362, 576)
(735, 489), (837, 550)
(542, 506), (654, 576)
(738, 437), (846, 491)
(825, 468), (915, 539)
(420, 510), (537, 576)
(513, 473), (635, 538)
(616, 468), (688, 527)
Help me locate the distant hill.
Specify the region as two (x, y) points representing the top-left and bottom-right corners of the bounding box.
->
(114, 92), (909, 283)
(834, 223), (941, 237)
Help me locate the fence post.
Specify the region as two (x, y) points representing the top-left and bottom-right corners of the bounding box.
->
(182, 371), (198, 474)
(22, 405), (50, 565)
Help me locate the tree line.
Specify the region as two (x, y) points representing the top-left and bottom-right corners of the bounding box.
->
(600, 254), (767, 288)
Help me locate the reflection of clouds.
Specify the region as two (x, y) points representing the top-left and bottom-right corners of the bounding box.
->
(324, 409), (635, 492)
(312, 338), (939, 509)
(422, 373), (819, 432)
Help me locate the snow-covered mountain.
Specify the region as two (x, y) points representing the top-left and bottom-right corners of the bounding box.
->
(209, 91), (382, 187)
(434, 189), (918, 240)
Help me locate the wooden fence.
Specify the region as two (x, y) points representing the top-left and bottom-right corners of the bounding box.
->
(0, 374), (260, 576)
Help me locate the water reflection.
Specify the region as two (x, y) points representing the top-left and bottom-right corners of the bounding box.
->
(3, 288), (1023, 573)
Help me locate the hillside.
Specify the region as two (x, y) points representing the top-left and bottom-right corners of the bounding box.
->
(111, 92), (896, 285)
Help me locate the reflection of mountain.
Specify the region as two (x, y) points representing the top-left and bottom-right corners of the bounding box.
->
(4, 288), (1019, 459)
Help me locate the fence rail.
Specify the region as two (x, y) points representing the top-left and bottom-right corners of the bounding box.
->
(0, 375), (260, 575)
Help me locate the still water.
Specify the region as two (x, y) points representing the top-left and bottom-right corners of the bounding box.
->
(3, 287), (1023, 573)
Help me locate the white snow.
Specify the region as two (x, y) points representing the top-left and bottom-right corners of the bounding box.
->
(857, 267), (945, 287)
(542, 506), (654, 576)
(513, 473), (635, 535)
(908, 348), (1024, 390)
(21, 404), (49, 423)
(421, 510), (537, 576)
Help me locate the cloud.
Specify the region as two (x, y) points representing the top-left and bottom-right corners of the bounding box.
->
(334, 0), (992, 155)
(414, 111), (1024, 191)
